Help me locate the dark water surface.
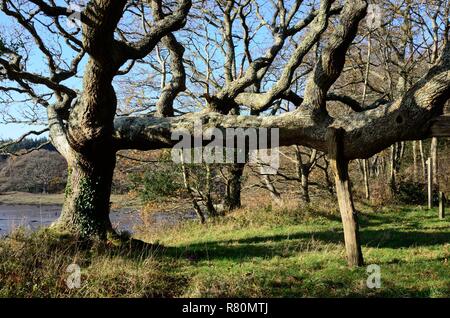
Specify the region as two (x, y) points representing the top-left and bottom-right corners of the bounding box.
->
(0, 204), (197, 236)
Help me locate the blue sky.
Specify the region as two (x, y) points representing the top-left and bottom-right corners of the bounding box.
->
(0, 0), (281, 140)
(0, 123), (48, 139)
(0, 0), (84, 140)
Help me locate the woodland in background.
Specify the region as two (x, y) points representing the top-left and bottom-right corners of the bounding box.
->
(1, 133), (447, 215)
(117, 133), (450, 215)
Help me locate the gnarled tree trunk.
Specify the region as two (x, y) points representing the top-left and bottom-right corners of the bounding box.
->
(52, 151), (116, 238)
(49, 41), (120, 239)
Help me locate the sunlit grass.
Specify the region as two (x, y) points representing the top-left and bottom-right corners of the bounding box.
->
(0, 203), (449, 297)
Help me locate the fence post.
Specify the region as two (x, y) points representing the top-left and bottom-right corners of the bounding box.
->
(427, 157), (432, 209)
(439, 192), (445, 220)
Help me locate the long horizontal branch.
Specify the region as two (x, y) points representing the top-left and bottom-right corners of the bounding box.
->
(113, 109), (325, 152)
(113, 39), (450, 160)
(113, 106), (449, 161)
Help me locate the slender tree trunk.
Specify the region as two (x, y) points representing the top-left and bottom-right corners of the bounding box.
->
(205, 164), (218, 216)
(389, 144), (397, 194)
(321, 158), (334, 195)
(430, 137), (438, 187)
(427, 157), (433, 209)
(223, 105), (246, 211)
(300, 169), (310, 203)
(262, 175), (282, 205)
(412, 141), (418, 181)
(295, 146), (312, 203)
(399, 141), (405, 160)
(419, 140), (426, 180)
(225, 163), (244, 210)
(181, 154), (205, 223)
(380, 155), (386, 176)
(363, 159), (370, 200)
(395, 142), (402, 174)
(360, 30), (371, 201)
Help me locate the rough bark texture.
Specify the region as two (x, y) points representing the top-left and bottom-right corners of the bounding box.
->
(46, 0), (191, 238)
(52, 153), (116, 238)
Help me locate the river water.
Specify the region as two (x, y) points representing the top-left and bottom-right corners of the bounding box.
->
(0, 204), (197, 236)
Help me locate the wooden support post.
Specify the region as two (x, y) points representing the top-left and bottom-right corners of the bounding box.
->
(327, 127), (364, 267)
(439, 192), (445, 220)
(427, 157), (432, 209)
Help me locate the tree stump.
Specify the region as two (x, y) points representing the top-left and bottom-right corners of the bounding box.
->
(327, 127), (364, 267)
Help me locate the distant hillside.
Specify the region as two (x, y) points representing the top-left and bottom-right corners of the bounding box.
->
(0, 137), (56, 155)
(0, 137), (57, 162)
(0, 149), (67, 193)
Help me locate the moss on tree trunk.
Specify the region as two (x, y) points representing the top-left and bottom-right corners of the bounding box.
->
(52, 152), (116, 239)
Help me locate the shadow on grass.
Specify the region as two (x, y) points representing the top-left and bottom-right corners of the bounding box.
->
(162, 226), (450, 261)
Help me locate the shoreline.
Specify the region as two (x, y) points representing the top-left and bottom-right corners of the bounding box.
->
(0, 192), (140, 208)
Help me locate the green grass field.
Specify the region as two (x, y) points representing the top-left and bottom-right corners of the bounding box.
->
(0, 203), (449, 297)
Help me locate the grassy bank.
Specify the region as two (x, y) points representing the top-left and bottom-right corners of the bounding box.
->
(0, 203), (449, 297)
(0, 192), (140, 208)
